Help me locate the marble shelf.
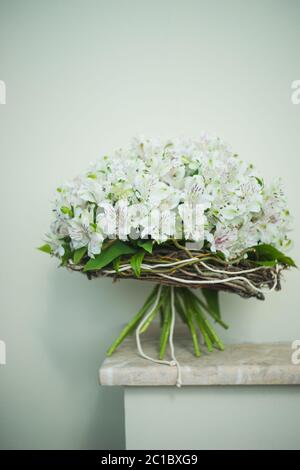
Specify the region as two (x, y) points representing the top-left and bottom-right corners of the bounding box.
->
(100, 328), (300, 387)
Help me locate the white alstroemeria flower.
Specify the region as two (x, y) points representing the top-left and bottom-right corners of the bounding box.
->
(213, 224), (239, 258)
(111, 180), (134, 202)
(78, 179), (105, 205)
(68, 216), (91, 249)
(45, 232), (65, 257)
(221, 205), (240, 221)
(163, 164), (186, 189)
(50, 219), (69, 238)
(96, 202), (117, 238)
(147, 156), (172, 178)
(236, 179), (263, 214)
(238, 222), (259, 249)
(148, 181), (172, 207)
(55, 177), (87, 209)
(68, 207), (104, 257)
(184, 175), (212, 210)
(87, 231), (104, 257)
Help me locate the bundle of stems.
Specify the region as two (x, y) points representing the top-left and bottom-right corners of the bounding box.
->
(106, 285), (228, 358)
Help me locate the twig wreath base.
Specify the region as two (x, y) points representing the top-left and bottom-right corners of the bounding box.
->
(67, 247), (283, 300)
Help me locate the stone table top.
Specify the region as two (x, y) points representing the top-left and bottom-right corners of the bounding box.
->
(99, 328), (300, 386)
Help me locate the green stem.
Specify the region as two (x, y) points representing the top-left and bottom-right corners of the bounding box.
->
(187, 289), (229, 329)
(159, 307), (164, 327)
(106, 285), (158, 356)
(180, 291), (201, 357)
(159, 293), (171, 359)
(174, 292), (188, 325)
(140, 288), (167, 333)
(107, 285), (227, 359)
(194, 310), (213, 352)
(203, 318), (225, 351)
(185, 289), (225, 351)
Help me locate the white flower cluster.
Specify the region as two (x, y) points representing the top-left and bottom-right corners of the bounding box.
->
(46, 135), (292, 260)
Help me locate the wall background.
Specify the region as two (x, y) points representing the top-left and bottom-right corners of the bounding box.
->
(0, 0), (299, 449)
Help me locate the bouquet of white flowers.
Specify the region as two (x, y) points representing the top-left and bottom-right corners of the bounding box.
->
(39, 135), (295, 385)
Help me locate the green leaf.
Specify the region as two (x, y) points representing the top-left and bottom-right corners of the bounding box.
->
(137, 239), (153, 254)
(73, 246), (87, 264)
(61, 243), (72, 266)
(130, 251), (145, 277)
(113, 256), (121, 273)
(215, 251), (226, 261)
(255, 177), (264, 187)
(38, 244), (52, 254)
(248, 244), (296, 267)
(202, 289), (220, 319)
(83, 240), (136, 272)
(254, 260), (277, 267)
(61, 206), (73, 217)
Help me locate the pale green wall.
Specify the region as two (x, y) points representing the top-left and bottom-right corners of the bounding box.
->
(0, 0), (299, 449)
(125, 387), (300, 450)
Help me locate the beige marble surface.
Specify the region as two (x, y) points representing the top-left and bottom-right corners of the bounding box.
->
(100, 327), (300, 386)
